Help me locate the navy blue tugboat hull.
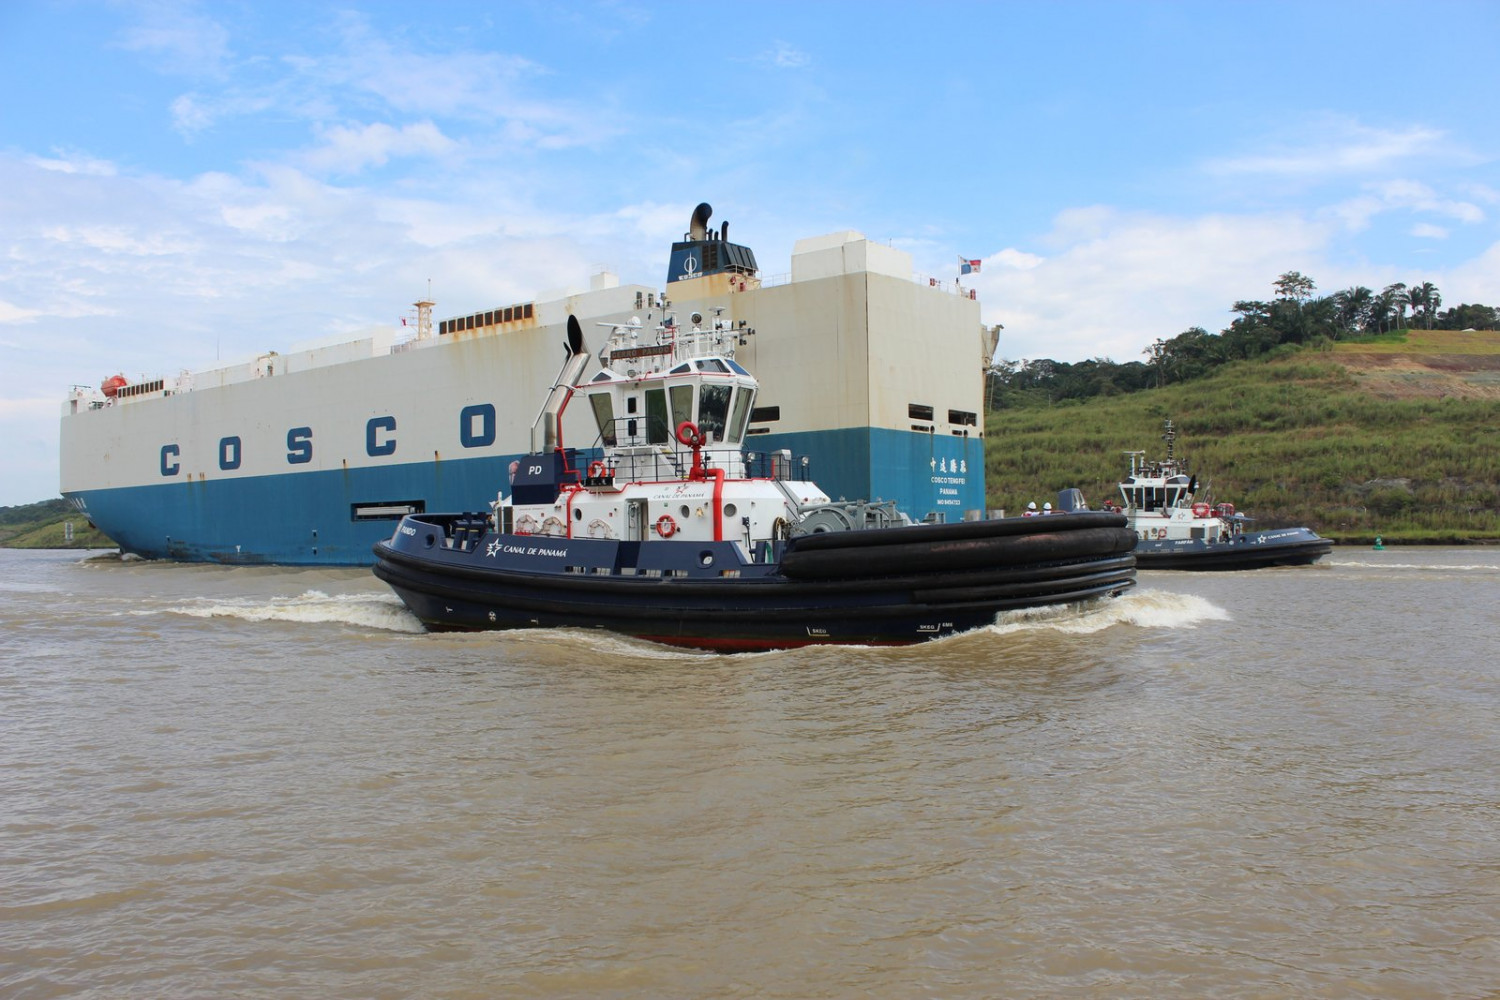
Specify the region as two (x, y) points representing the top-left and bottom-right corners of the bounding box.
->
(1135, 527), (1332, 571)
(372, 512), (1138, 651)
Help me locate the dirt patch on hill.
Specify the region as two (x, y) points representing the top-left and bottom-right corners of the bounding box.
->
(1334, 352), (1500, 400)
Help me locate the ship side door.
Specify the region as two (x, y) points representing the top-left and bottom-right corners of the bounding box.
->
(627, 498), (650, 541)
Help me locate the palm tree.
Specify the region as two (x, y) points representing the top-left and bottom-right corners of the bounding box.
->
(1333, 286), (1374, 335)
(1409, 281), (1441, 329)
(1383, 283), (1410, 330)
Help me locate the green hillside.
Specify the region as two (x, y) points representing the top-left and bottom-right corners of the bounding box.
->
(985, 342), (1500, 544)
(0, 500), (115, 550)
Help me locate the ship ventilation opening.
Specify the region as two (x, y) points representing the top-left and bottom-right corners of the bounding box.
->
(352, 500), (426, 521)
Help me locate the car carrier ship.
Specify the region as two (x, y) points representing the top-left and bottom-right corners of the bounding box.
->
(60, 203), (993, 565)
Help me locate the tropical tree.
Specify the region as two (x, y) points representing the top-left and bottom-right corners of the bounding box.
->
(1382, 282), (1410, 330)
(1438, 303), (1499, 330)
(1274, 271), (1316, 302)
(1408, 281), (1441, 329)
(1333, 286), (1374, 334)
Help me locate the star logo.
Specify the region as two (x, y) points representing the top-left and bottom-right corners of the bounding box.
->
(486, 539), (501, 558)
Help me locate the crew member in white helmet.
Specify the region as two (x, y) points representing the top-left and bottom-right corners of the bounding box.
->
(1023, 501), (1038, 517)
(1042, 502), (1053, 514)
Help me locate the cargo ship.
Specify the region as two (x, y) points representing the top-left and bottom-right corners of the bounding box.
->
(60, 203), (992, 565)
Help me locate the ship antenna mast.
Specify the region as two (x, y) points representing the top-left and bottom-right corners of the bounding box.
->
(414, 280), (435, 341)
(1162, 418), (1176, 464)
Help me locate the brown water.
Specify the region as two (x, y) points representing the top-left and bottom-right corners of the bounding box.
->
(2, 546), (1497, 998)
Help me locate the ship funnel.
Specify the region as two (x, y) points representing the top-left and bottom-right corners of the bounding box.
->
(666, 201), (757, 284)
(689, 202), (712, 241)
(565, 314), (584, 357)
(531, 315), (592, 453)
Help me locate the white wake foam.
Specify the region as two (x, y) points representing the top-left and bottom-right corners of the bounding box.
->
(1335, 559), (1500, 574)
(166, 589), (424, 633)
(987, 588), (1230, 636)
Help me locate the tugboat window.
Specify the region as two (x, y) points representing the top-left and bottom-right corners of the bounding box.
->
(728, 386), (755, 443)
(670, 384), (694, 431)
(699, 383), (732, 441)
(645, 388), (669, 444)
(589, 394), (617, 446)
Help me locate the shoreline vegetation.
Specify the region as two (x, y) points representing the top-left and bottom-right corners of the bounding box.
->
(8, 330), (1498, 552)
(984, 329), (1500, 545)
(1, 500), (114, 550)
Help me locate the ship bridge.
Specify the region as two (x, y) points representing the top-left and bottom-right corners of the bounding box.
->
(579, 314), (759, 482)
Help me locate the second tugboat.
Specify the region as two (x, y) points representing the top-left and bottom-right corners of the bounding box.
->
(373, 315), (1138, 651)
(1105, 419), (1332, 570)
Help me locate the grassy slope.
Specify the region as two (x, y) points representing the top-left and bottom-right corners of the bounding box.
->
(0, 500), (115, 549)
(985, 335), (1500, 543)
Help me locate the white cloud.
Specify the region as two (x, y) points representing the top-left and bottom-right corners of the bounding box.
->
(1411, 223), (1449, 240)
(1322, 194), (1386, 233)
(115, 7), (232, 78)
(0, 300), (41, 324)
(1444, 240), (1500, 305)
(975, 209), (1334, 363)
(1323, 179), (1485, 234)
(1370, 179), (1484, 223)
(154, 14), (618, 154)
(0, 396), (59, 419)
(301, 121), (458, 174)
(169, 91), (282, 138)
(27, 152), (117, 176)
(992, 248), (1043, 271)
(1207, 122), (1446, 177)
(1460, 183), (1500, 206)
(42, 225), (197, 256)
(170, 93), (214, 134)
(763, 41), (811, 69)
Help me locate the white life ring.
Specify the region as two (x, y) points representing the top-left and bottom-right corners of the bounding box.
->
(1192, 502), (1211, 518)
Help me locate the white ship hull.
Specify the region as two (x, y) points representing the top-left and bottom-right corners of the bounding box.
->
(61, 219), (989, 564)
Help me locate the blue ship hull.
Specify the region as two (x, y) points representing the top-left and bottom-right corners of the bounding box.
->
(67, 427), (986, 565)
(1135, 527), (1332, 570)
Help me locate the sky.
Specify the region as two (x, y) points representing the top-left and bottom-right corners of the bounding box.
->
(2, 0), (1497, 505)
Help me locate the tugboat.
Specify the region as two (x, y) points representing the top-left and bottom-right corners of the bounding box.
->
(372, 315), (1138, 651)
(1104, 419), (1332, 570)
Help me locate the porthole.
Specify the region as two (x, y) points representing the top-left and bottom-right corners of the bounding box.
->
(680, 504), (691, 518)
(724, 503), (737, 517)
(699, 551), (714, 567)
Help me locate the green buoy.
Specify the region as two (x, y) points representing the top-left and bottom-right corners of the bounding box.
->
(1373, 535), (1384, 550)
